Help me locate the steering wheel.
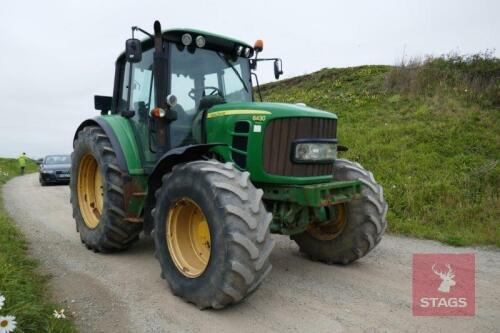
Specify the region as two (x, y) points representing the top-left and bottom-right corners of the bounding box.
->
(203, 86), (223, 97)
(188, 88), (196, 101)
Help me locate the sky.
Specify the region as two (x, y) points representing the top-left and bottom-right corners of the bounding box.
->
(0, 0), (498, 158)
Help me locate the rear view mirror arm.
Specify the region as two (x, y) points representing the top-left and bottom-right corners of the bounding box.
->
(251, 72), (263, 102)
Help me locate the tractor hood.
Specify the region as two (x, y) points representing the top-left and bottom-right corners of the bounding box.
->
(204, 101), (339, 186)
(206, 102), (337, 120)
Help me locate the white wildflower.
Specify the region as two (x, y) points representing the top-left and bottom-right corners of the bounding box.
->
(0, 294), (4, 310)
(53, 309), (66, 319)
(0, 315), (17, 333)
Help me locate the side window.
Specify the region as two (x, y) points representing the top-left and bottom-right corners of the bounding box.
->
(120, 48), (154, 120)
(222, 64), (242, 95)
(222, 63), (249, 102)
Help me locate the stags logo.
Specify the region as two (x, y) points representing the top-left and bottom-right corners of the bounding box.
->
(432, 264), (456, 293)
(413, 253), (475, 316)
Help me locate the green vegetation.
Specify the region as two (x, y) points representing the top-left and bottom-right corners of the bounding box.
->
(261, 53), (499, 246)
(0, 158), (75, 332)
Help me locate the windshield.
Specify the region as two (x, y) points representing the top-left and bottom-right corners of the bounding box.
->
(170, 45), (252, 106)
(169, 45), (252, 146)
(45, 155), (70, 165)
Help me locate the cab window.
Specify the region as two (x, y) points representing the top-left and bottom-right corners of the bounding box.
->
(169, 45), (252, 147)
(120, 48), (155, 121)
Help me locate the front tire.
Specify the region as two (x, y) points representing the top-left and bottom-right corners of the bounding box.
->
(292, 159), (388, 264)
(70, 126), (142, 252)
(152, 160), (274, 309)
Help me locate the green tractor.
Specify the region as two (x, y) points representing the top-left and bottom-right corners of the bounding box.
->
(70, 21), (387, 309)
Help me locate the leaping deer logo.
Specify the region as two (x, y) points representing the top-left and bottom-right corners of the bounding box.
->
(432, 263), (456, 293)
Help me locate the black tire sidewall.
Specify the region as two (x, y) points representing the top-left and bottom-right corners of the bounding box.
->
(292, 159), (386, 263)
(154, 169), (228, 300)
(71, 130), (111, 246)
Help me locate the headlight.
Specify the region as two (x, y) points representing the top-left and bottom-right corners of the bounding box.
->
(42, 169), (55, 174)
(293, 141), (337, 163)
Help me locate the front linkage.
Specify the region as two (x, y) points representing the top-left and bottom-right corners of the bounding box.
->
(261, 179), (362, 235)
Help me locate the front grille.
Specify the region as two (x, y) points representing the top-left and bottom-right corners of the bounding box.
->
(263, 117), (337, 177)
(231, 121), (250, 169)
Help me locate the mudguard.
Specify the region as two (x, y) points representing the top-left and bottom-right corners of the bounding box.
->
(142, 143), (225, 232)
(73, 118), (128, 173)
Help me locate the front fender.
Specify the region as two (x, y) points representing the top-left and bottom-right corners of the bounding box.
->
(74, 118), (128, 173)
(73, 117), (146, 222)
(143, 143), (225, 232)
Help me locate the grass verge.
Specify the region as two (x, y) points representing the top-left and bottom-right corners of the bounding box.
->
(0, 158), (75, 332)
(261, 54), (499, 247)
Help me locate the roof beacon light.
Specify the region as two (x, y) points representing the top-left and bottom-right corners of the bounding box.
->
(195, 35), (206, 48)
(181, 33), (192, 46)
(254, 39), (264, 53)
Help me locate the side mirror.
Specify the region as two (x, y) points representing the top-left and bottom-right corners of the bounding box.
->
(36, 158), (43, 165)
(274, 59), (283, 79)
(94, 95), (112, 115)
(125, 38), (142, 63)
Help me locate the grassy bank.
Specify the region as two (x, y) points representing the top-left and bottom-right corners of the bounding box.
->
(0, 158), (75, 332)
(261, 53), (499, 246)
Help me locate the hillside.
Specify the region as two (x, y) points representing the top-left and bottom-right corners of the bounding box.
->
(260, 54), (500, 246)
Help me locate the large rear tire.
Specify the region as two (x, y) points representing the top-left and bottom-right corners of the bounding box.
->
(70, 126), (142, 252)
(292, 159), (387, 264)
(152, 160), (274, 309)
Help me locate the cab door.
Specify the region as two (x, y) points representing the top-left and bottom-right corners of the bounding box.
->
(118, 48), (157, 171)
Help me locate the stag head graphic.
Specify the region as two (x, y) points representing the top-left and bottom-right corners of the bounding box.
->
(432, 263), (456, 293)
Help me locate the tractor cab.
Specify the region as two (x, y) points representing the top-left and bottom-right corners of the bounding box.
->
(100, 27), (275, 161)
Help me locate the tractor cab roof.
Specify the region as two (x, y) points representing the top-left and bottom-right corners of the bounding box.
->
(116, 28), (254, 63)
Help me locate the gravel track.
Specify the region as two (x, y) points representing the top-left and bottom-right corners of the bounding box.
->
(2, 174), (499, 332)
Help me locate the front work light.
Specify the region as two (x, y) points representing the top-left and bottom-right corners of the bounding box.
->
(292, 140), (337, 163)
(243, 47), (251, 58)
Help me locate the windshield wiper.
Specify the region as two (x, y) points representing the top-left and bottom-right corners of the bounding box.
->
(217, 52), (248, 93)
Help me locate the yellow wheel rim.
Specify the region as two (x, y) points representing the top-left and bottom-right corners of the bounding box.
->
(307, 204), (347, 241)
(77, 154), (104, 229)
(166, 198), (211, 278)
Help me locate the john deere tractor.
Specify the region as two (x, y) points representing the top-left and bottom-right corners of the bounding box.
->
(71, 21), (387, 309)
